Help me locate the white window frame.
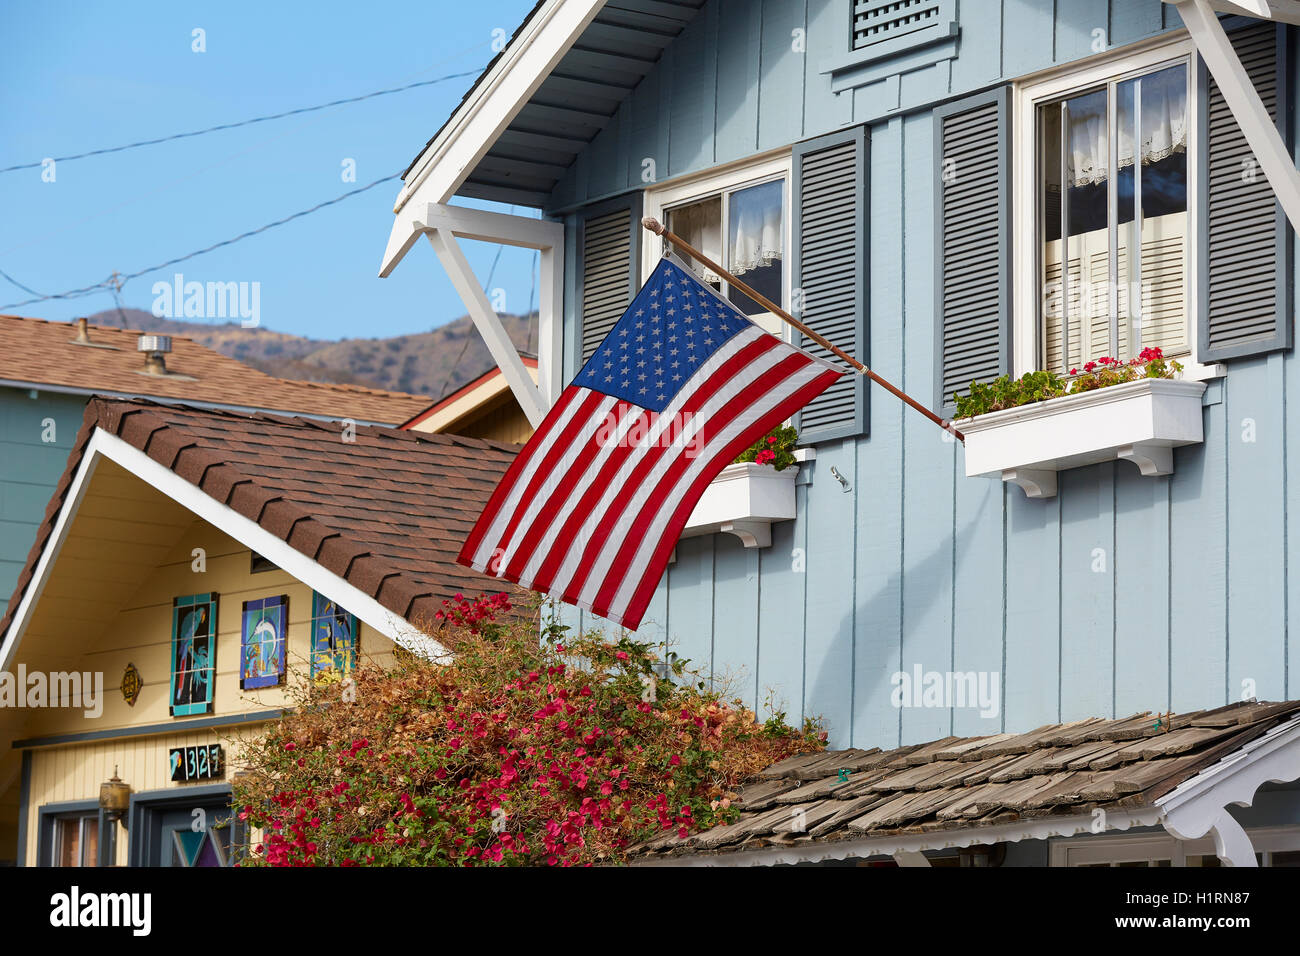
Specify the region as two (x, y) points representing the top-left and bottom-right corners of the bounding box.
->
(1050, 824), (1300, 866)
(640, 150), (793, 342)
(1012, 34), (1225, 382)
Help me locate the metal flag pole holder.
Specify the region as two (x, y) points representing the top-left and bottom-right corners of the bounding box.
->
(641, 217), (963, 443)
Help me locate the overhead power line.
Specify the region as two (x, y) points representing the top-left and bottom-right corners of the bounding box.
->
(0, 69), (480, 174)
(0, 267), (46, 298)
(0, 172), (401, 310)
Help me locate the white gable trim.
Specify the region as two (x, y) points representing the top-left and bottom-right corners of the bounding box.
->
(1156, 713), (1300, 866)
(392, 0), (606, 218)
(0, 429), (448, 672)
(0, 440), (103, 674)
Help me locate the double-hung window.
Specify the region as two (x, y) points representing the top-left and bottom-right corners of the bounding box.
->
(641, 154), (791, 336)
(1016, 39), (1204, 377)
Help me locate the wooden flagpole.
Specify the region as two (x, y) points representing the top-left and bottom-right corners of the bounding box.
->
(641, 218), (964, 442)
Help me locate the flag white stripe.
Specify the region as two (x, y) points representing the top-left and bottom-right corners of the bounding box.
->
(601, 361), (827, 614)
(569, 341), (810, 609)
(497, 397), (642, 578)
(468, 387), (594, 569)
(528, 328), (771, 593)
(481, 395), (619, 576)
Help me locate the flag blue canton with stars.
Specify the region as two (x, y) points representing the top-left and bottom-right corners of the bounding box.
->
(577, 258), (753, 412)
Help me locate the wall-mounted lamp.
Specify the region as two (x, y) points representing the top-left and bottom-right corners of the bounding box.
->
(99, 766), (131, 825)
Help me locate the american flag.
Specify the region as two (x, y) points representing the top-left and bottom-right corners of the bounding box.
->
(458, 258), (844, 629)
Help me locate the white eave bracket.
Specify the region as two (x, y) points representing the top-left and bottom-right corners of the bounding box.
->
(1168, 0), (1300, 233)
(1157, 712), (1300, 866)
(380, 203), (565, 427)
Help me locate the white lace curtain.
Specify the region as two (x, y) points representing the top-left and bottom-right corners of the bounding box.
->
(729, 181), (782, 276)
(1067, 66), (1187, 187)
(669, 199), (723, 284)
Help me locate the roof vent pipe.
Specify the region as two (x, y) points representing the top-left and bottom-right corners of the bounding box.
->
(137, 334), (172, 375)
(73, 317), (91, 343)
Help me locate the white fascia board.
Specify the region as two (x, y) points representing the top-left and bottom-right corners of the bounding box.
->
(0, 430), (449, 672)
(0, 442), (103, 674)
(633, 808), (1163, 867)
(393, 0), (606, 216)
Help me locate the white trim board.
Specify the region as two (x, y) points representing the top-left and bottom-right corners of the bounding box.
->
(393, 0), (606, 216)
(0, 428), (449, 673)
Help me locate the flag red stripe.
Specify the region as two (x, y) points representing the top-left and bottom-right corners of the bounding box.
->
(458, 384), (584, 565)
(484, 389), (612, 572)
(501, 401), (648, 583)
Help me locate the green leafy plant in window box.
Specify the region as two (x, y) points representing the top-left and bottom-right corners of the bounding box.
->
(733, 425), (798, 470)
(954, 348), (1184, 419)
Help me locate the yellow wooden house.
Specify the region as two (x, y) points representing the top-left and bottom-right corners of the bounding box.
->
(0, 397), (515, 866)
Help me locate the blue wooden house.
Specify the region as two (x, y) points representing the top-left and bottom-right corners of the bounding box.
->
(380, 0), (1300, 865)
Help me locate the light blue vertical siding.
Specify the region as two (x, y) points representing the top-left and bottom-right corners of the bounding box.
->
(548, 0), (1296, 750)
(0, 389), (85, 602)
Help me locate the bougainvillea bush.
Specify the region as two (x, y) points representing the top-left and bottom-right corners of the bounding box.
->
(233, 593), (823, 866)
(954, 347), (1184, 419)
(733, 424), (799, 470)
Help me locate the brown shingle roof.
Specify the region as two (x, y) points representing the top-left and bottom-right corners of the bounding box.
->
(0, 397), (519, 639)
(0, 314), (432, 424)
(631, 700), (1300, 860)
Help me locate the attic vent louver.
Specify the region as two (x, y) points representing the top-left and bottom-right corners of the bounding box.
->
(849, 0), (956, 59)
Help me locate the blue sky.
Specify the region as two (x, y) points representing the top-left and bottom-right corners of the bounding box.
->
(0, 0), (541, 340)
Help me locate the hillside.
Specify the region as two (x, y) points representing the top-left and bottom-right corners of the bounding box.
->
(86, 308), (536, 400)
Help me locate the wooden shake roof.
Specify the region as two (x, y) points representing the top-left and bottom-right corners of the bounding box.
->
(632, 700), (1300, 860)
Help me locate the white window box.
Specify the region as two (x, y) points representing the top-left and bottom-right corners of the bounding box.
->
(958, 378), (1207, 499)
(679, 462), (799, 549)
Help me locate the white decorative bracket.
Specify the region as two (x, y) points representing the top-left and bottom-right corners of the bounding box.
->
(1158, 713), (1300, 866)
(720, 520), (772, 549)
(1002, 468), (1057, 499)
(383, 202), (565, 427)
(1117, 443), (1174, 477)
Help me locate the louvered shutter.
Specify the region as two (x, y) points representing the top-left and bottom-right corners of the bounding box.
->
(934, 86), (1011, 415)
(792, 126), (868, 442)
(579, 207), (636, 363)
(1198, 20), (1292, 362)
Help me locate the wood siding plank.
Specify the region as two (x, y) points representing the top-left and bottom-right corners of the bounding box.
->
(900, 112), (956, 745)
(852, 116), (905, 751)
(757, 485), (809, 723)
(758, 0), (809, 151)
(1059, 464), (1116, 721)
